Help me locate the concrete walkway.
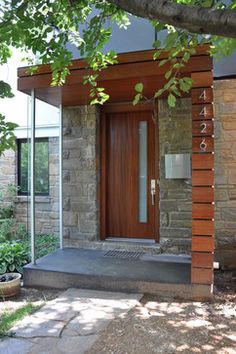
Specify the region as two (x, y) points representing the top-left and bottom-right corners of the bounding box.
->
(0, 289), (142, 354)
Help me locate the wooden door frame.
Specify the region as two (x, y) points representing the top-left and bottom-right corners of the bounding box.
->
(99, 102), (160, 242)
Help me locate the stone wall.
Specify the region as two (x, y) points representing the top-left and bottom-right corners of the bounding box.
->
(214, 79), (236, 268)
(0, 137), (59, 236)
(158, 98), (192, 253)
(0, 149), (16, 186)
(62, 105), (98, 245)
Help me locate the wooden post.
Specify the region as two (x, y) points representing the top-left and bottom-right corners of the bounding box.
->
(191, 71), (214, 285)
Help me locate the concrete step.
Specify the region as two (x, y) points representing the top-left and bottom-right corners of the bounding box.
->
(64, 238), (162, 254)
(23, 248), (212, 300)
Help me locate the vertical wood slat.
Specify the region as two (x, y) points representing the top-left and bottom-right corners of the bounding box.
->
(191, 70), (214, 285)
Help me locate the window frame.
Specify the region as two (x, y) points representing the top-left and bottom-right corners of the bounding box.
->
(17, 137), (50, 196)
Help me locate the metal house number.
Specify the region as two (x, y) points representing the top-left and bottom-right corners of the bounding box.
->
(200, 138), (207, 151)
(200, 122), (207, 134)
(199, 90), (206, 101)
(199, 106), (207, 117)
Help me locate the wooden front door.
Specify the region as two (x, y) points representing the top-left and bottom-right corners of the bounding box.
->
(100, 104), (159, 240)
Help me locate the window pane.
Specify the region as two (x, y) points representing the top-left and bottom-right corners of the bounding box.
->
(35, 140), (49, 194)
(139, 121), (147, 223)
(19, 139), (49, 195)
(20, 142), (29, 193)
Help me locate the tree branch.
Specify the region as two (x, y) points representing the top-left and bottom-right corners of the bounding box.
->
(108, 0), (236, 38)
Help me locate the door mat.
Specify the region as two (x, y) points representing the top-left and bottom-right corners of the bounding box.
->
(103, 250), (144, 259)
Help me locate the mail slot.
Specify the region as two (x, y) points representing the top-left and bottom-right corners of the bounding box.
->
(165, 154), (191, 179)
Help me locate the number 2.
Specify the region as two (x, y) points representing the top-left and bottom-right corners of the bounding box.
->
(200, 122), (207, 134)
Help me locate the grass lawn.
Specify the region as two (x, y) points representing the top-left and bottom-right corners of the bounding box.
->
(0, 302), (41, 338)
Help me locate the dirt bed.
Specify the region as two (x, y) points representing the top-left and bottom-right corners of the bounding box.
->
(86, 271), (236, 354)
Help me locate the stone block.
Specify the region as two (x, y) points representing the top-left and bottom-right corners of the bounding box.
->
(160, 212), (169, 227)
(63, 197), (71, 211)
(177, 201), (192, 212)
(160, 227), (191, 238)
(160, 200), (179, 212)
(169, 220), (192, 228)
(79, 221), (97, 233)
(170, 212), (192, 220)
(221, 208), (236, 221)
(215, 190), (228, 202)
(63, 170), (70, 182)
(63, 212), (78, 226)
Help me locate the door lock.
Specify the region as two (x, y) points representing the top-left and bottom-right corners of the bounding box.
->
(151, 179), (156, 206)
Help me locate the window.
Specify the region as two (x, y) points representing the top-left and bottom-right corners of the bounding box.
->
(18, 138), (49, 195)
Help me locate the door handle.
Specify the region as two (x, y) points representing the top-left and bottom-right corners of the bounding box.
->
(151, 179), (156, 206)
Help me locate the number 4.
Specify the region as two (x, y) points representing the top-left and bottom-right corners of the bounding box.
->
(199, 90), (206, 101)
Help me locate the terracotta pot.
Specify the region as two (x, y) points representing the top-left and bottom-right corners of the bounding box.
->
(0, 273), (21, 298)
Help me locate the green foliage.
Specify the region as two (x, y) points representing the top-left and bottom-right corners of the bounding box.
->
(0, 303), (41, 337)
(0, 81), (14, 99)
(0, 114), (18, 157)
(0, 219), (26, 244)
(0, 183), (18, 222)
(0, 242), (29, 274)
(19, 140), (49, 194)
(0, 0), (236, 119)
(35, 234), (59, 259)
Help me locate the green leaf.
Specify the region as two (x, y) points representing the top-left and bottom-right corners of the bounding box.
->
(167, 93), (176, 107)
(0, 263), (7, 275)
(134, 83), (143, 93)
(133, 93), (141, 106)
(153, 51), (161, 60)
(159, 59), (168, 67)
(183, 52), (190, 63)
(165, 70), (172, 80)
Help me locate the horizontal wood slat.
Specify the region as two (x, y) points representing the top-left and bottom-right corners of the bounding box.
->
(191, 67), (214, 287)
(191, 267), (213, 284)
(192, 170), (214, 186)
(192, 220), (214, 235)
(191, 88), (213, 104)
(192, 203), (214, 219)
(192, 137), (214, 153)
(192, 120), (214, 136)
(18, 56), (212, 92)
(191, 71), (213, 88)
(192, 252), (214, 268)
(192, 236), (214, 252)
(192, 187), (214, 203)
(192, 104), (214, 121)
(192, 154), (214, 170)
(18, 44), (211, 77)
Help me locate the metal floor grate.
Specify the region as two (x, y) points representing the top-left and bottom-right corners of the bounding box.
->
(103, 250), (144, 259)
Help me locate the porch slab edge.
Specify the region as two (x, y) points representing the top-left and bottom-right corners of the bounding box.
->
(23, 268), (212, 301)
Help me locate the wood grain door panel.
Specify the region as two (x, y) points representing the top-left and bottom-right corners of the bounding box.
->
(101, 108), (157, 239)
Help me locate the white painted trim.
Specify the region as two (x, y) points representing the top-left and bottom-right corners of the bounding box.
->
(15, 125), (59, 139)
(59, 106), (63, 249)
(30, 89), (36, 265)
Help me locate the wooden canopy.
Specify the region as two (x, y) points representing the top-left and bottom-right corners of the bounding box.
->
(17, 45), (212, 107)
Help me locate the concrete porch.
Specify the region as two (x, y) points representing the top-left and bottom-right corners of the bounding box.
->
(23, 248), (212, 300)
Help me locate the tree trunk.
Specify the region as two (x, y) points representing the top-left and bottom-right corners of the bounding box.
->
(108, 0), (236, 39)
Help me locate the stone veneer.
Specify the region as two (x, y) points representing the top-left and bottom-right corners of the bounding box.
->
(214, 79), (236, 268)
(158, 98), (192, 253)
(62, 105), (99, 245)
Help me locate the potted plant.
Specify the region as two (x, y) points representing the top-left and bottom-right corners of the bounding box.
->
(0, 273), (21, 298)
(0, 242), (29, 298)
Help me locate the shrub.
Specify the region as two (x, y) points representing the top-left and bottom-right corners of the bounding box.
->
(35, 233), (59, 259)
(0, 242), (29, 274)
(0, 218), (27, 243)
(0, 206), (13, 219)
